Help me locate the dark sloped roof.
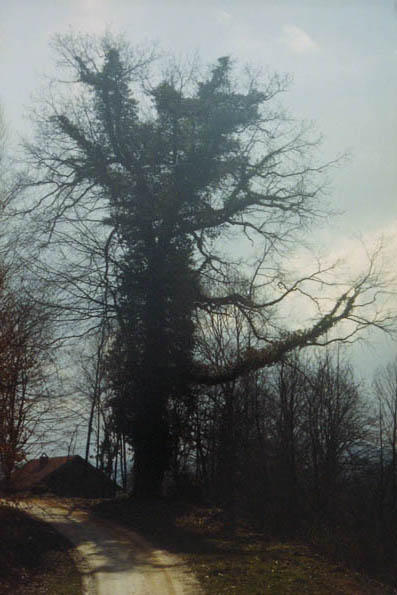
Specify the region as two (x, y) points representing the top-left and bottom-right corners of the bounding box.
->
(8, 454), (120, 497)
(10, 455), (80, 491)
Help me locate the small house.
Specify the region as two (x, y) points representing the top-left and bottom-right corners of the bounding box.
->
(7, 454), (118, 498)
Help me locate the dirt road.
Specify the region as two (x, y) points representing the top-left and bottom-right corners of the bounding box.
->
(17, 498), (202, 595)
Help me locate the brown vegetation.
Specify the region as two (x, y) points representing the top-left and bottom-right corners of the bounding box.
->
(0, 502), (82, 594)
(92, 497), (390, 594)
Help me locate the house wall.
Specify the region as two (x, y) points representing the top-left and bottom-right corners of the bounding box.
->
(42, 458), (117, 498)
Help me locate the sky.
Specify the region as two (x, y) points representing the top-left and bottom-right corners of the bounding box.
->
(0, 0), (396, 380)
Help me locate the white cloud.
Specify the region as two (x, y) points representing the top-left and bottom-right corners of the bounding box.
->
(75, 0), (112, 34)
(281, 24), (318, 54)
(215, 9), (232, 25)
(278, 219), (397, 335)
(322, 221), (397, 281)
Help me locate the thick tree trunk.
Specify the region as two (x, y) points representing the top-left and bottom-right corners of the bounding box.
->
(131, 385), (170, 498)
(133, 444), (166, 498)
(133, 419), (169, 498)
(125, 245), (194, 499)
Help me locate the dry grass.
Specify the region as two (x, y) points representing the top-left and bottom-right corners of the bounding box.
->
(0, 502), (82, 594)
(189, 539), (391, 594)
(92, 497), (392, 594)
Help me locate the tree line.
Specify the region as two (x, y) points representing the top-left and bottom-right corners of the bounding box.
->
(76, 313), (397, 581)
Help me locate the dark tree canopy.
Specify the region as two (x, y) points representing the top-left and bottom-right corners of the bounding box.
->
(18, 34), (393, 496)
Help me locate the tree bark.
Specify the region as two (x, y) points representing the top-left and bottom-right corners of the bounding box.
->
(133, 413), (169, 498)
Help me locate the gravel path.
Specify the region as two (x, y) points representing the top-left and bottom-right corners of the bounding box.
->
(18, 498), (202, 595)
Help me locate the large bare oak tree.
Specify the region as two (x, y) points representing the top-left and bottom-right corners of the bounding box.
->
(17, 34), (394, 496)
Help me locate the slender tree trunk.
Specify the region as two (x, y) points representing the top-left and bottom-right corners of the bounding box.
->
(85, 322), (108, 464)
(85, 398), (96, 463)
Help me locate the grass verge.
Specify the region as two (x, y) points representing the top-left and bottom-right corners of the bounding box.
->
(91, 497), (392, 594)
(0, 502), (82, 595)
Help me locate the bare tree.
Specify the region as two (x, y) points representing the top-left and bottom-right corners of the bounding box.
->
(0, 275), (54, 484)
(0, 105), (58, 484)
(374, 359), (397, 511)
(298, 350), (364, 518)
(72, 329), (128, 488)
